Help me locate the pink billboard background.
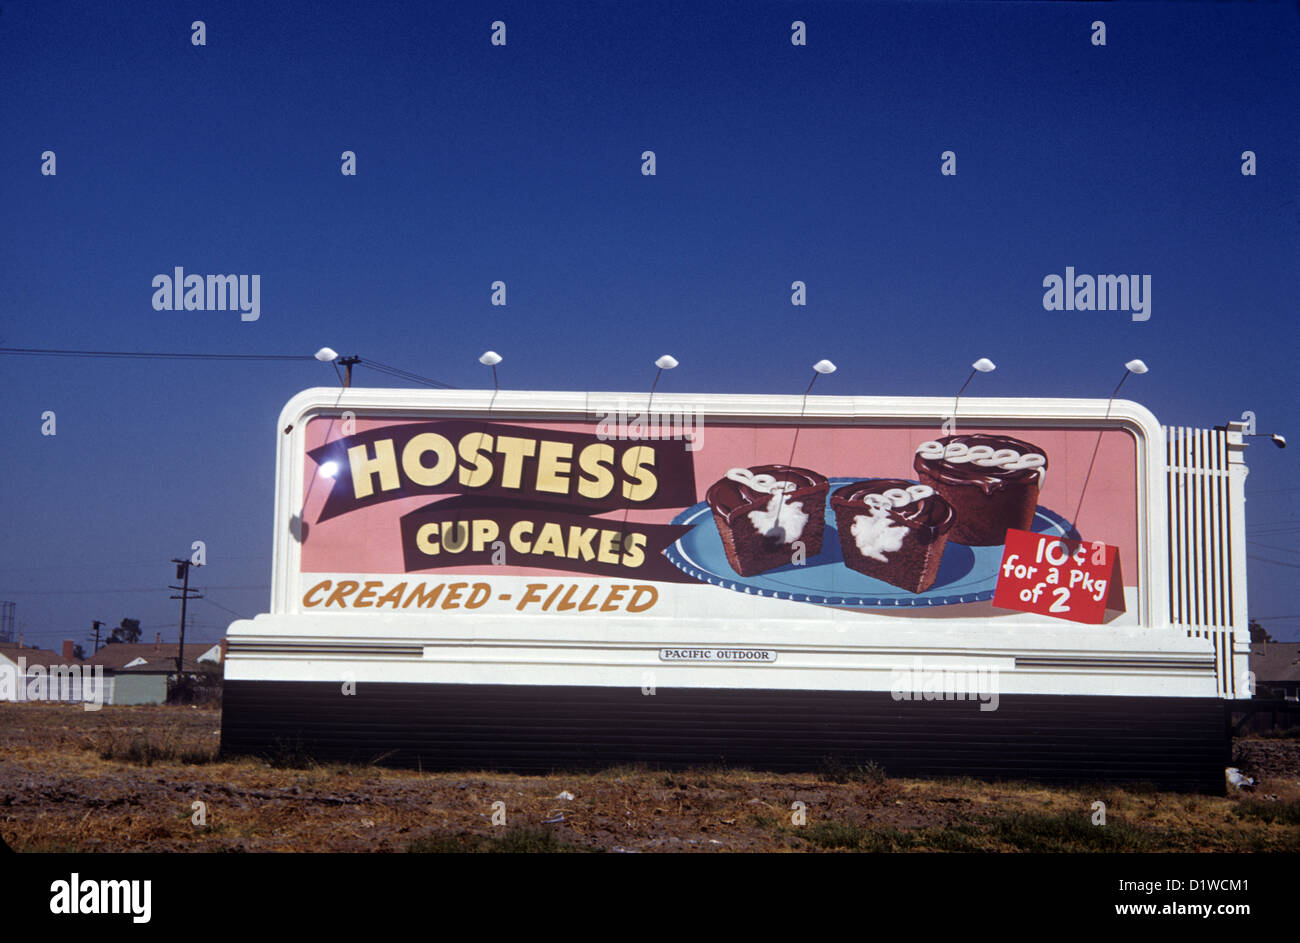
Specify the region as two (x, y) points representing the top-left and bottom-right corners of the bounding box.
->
(299, 416), (1139, 588)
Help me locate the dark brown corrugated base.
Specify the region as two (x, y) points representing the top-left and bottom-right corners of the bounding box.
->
(221, 681), (1229, 793)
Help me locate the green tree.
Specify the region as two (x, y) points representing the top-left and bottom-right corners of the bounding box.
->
(72, 643), (86, 660)
(1249, 618), (1274, 643)
(107, 618), (142, 645)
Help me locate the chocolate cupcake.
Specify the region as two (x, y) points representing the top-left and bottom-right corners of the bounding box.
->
(830, 479), (955, 593)
(912, 435), (1047, 546)
(705, 465), (829, 577)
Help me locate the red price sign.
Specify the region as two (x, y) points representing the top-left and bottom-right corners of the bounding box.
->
(992, 529), (1125, 624)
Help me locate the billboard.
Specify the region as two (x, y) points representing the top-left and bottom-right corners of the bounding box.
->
(292, 405), (1146, 628)
(219, 387), (1230, 782)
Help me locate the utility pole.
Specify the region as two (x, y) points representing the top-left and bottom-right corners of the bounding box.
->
(90, 620), (104, 653)
(0, 601), (15, 643)
(339, 356), (360, 388)
(169, 559), (203, 682)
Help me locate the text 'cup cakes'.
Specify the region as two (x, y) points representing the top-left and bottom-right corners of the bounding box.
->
(705, 465), (829, 577)
(830, 480), (955, 593)
(912, 434), (1048, 546)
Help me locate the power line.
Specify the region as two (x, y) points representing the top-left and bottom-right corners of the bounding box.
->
(0, 346), (457, 390)
(1247, 555), (1300, 570)
(191, 585), (269, 592)
(0, 588), (179, 596)
(0, 346), (315, 362)
(0, 584), (268, 596)
(199, 596), (250, 620)
(359, 359), (457, 389)
(0, 555), (266, 574)
(1246, 540), (1300, 555)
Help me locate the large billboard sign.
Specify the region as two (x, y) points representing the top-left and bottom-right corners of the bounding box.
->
(266, 388), (1168, 639)
(218, 386), (1230, 784)
(219, 387), (1234, 716)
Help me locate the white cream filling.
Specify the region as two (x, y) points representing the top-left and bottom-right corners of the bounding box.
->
(851, 506), (909, 563)
(747, 491), (808, 543)
(725, 467), (809, 543)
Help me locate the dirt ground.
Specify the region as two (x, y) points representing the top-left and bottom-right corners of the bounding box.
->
(2, 702), (1297, 853)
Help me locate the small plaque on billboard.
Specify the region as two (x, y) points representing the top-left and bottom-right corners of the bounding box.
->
(660, 648), (777, 663)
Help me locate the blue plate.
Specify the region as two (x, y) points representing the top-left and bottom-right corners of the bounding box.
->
(665, 478), (1079, 609)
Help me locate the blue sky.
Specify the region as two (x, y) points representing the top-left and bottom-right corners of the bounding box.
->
(2, 0), (1298, 647)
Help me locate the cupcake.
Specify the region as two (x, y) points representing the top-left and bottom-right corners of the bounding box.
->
(912, 434), (1047, 546)
(705, 465), (829, 576)
(830, 479), (955, 593)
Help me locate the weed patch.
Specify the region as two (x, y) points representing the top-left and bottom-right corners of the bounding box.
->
(982, 812), (1159, 852)
(94, 731), (218, 766)
(1233, 799), (1300, 826)
(818, 756), (887, 786)
(407, 826), (595, 853)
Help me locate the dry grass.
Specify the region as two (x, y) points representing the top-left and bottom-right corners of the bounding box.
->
(1, 702), (1297, 853)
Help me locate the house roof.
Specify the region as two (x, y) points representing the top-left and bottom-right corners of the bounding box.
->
(0, 643), (82, 669)
(80, 641), (220, 671)
(114, 657), (208, 674)
(1249, 642), (1300, 683)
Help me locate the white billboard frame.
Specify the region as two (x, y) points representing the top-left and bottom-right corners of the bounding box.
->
(270, 387), (1168, 623)
(220, 387), (1226, 699)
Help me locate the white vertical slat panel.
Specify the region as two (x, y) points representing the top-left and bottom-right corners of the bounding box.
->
(1164, 424), (1244, 696)
(1205, 431), (1218, 627)
(1214, 431), (1234, 695)
(1170, 426), (1180, 624)
(1184, 427), (1197, 628)
(1176, 427), (1190, 631)
(1195, 430), (1205, 626)
(1211, 429), (1222, 629)
(1180, 429), (1188, 622)
(1206, 430), (1215, 623)
(1168, 427), (1178, 625)
(1200, 430), (1210, 626)
(1198, 429), (1210, 627)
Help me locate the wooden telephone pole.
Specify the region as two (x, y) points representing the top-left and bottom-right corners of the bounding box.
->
(169, 559), (203, 682)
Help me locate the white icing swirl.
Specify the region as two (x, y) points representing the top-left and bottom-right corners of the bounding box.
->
(725, 467), (797, 495)
(915, 440), (1045, 471)
(862, 484), (934, 510)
